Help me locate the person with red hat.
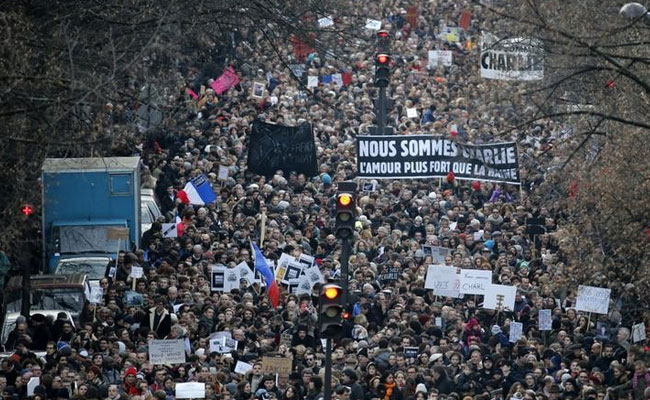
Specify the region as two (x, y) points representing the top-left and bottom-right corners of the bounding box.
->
(121, 366), (142, 397)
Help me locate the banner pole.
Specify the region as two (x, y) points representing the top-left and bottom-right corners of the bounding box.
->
(260, 212), (267, 247)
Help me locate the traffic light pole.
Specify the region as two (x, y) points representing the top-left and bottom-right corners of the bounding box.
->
(377, 87), (387, 135)
(340, 238), (352, 305)
(324, 338), (332, 400)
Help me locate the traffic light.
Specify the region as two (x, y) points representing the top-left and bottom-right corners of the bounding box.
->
(374, 53), (391, 88)
(20, 204), (34, 217)
(335, 191), (356, 239)
(319, 283), (344, 338)
(377, 30), (390, 53)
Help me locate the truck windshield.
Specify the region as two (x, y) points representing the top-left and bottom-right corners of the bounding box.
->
(55, 260), (107, 280)
(58, 225), (123, 254)
(6, 289), (84, 314)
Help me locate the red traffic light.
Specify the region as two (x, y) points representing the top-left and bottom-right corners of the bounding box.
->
(20, 204), (34, 216)
(338, 193), (353, 207)
(377, 54), (390, 65)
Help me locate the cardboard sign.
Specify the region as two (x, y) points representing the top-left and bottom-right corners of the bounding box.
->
(483, 284), (516, 311)
(633, 322), (646, 343)
(131, 266), (144, 279)
(106, 227), (129, 239)
(262, 356), (292, 374)
(176, 382), (206, 399)
(148, 339), (186, 365)
(509, 322), (523, 343)
(425, 265), (460, 298)
(406, 108), (418, 119)
(539, 309), (552, 331)
(575, 285), (611, 314)
(459, 269), (492, 295)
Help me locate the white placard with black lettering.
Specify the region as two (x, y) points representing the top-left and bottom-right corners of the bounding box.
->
(131, 266), (144, 279)
(509, 322), (523, 343)
(539, 309), (552, 331)
(236, 261), (255, 286)
(425, 265), (460, 298)
(318, 16), (334, 27)
(633, 322), (646, 343)
(459, 269), (492, 295)
(89, 286), (103, 304)
(176, 382), (206, 399)
(298, 253), (315, 268)
(365, 19), (382, 30)
(575, 285), (611, 314)
(284, 261), (303, 283)
(218, 165), (229, 181)
(304, 266), (324, 286)
(483, 284), (516, 311)
(235, 361), (253, 375)
(148, 339), (186, 365)
(162, 223), (177, 238)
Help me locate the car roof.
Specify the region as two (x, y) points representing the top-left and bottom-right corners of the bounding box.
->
(4, 310), (76, 325)
(6, 274), (87, 290)
(58, 257), (111, 263)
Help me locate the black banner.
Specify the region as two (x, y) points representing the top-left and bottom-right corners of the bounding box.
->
(247, 120), (318, 177)
(356, 135), (520, 184)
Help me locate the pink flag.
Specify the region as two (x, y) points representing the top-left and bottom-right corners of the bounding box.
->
(185, 88), (199, 100)
(211, 67), (240, 95)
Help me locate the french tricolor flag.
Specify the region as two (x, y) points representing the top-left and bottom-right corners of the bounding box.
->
(252, 242), (279, 309)
(179, 174), (216, 205)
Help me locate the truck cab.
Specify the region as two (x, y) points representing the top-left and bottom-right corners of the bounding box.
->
(4, 274), (91, 324)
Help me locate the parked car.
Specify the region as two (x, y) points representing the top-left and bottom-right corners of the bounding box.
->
(141, 188), (162, 235)
(1, 310), (75, 351)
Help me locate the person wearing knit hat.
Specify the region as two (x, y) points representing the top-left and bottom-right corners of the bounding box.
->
(122, 366), (142, 396)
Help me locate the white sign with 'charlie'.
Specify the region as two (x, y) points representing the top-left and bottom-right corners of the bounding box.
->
(459, 269), (492, 295)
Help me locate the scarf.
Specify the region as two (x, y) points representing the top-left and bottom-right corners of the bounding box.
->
(633, 372), (650, 389)
(384, 382), (396, 400)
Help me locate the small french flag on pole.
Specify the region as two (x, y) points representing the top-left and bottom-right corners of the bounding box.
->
(180, 174), (216, 205)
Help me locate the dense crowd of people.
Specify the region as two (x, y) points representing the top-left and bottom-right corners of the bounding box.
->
(2, 0), (648, 400)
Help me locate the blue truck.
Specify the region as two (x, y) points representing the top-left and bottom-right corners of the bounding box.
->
(41, 157), (141, 273)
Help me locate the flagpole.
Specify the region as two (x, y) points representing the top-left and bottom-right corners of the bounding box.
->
(260, 212), (267, 247)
